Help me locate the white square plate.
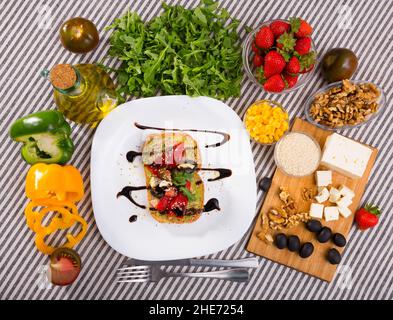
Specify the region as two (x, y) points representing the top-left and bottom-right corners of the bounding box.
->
(91, 96), (256, 260)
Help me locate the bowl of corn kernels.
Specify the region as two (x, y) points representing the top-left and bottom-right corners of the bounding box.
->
(243, 100), (289, 145)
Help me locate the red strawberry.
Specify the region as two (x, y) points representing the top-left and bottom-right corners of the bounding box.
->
(255, 26), (274, 49)
(299, 64), (314, 74)
(294, 37), (311, 55)
(264, 74), (286, 92)
(276, 32), (296, 53)
(355, 204), (381, 230)
(283, 73), (298, 88)
(253, 54), (263, 67)
(290, 17), (313, 38)
(285, 56), (300, 74)
(270, 21), (290, 38)
(264, 51), (286, 78)
(252, 41), (260, 54)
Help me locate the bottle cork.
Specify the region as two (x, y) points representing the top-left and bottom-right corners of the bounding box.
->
(50, 64), (77, 90)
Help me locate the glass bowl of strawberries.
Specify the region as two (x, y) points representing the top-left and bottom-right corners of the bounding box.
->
(242, 18), (317, 94)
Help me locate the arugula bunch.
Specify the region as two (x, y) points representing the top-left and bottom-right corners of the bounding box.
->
(105, 0), (242, 99)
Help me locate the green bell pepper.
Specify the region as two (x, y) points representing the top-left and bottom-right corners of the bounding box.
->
(9, 110), (74, 165)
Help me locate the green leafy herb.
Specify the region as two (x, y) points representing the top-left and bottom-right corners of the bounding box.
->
(104, 0), (242, 99)
(179, 186), (196, 202)
(171, 170), (193, 187)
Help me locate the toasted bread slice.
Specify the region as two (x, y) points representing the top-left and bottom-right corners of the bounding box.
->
(142, 132), (201, 168)
(142, 132), (204, 224)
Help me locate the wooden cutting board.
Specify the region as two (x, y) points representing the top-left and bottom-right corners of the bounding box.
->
(246, 118), (378, 282)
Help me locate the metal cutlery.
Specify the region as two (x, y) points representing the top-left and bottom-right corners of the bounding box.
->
(121, 257), (259, 269)
(117, 265), (250, 283)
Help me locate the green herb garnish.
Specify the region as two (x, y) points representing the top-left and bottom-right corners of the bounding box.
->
(171, 170), (193, 187)
(104, 0), (242, 99)
(179, 186), (196, 202)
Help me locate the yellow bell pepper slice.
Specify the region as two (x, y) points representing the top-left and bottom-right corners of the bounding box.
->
(25, 163), (84, 204)
(33, 205), (88, 255)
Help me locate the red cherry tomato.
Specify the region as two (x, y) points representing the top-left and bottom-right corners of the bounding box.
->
(156, 196), (172, 212)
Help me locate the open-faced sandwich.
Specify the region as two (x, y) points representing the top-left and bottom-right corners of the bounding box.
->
(142, 132), (204, 223)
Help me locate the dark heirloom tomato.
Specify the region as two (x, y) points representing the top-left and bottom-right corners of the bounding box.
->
(60, 17), (99, 54)
(50, 248), (81, 286)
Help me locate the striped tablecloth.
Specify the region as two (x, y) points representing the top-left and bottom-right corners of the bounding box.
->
(0, 0), (392, 300)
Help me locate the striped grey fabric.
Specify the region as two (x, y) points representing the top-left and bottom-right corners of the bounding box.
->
(0, 0), (392, 300)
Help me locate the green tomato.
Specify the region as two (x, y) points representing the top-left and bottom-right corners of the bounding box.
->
(60, 17), (99, 54)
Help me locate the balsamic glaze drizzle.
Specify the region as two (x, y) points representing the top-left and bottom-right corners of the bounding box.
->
(129, 215), (138, 223)
(198, 168), (232, 182)
(134, 122), (230, 148)
(117, 186), (147, 209)
(126, 151), (142, 163)
(203, 198), (220, 212)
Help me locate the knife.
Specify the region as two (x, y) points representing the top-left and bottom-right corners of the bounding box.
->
(121, 257), (259, 269)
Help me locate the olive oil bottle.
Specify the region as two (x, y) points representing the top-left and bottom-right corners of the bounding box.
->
(42, 64), (118, 127)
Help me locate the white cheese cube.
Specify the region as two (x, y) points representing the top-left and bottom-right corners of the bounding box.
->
(324, 206), (339, 221)
(338, 206), (352, 218)
(321, 133), (373, 179)
(316, 171), (332, 187)
(329, 187), (341, 203)
(315, 187), (329, 203)
(309, 203), (324, 219)
(338, 185), (355, 199)
(336, 196), (353, 208)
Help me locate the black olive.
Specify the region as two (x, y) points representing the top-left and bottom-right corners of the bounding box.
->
(288, 235), (301, 252)
(327, 248), (342, 265)
(306, 219), (322, 233)
(173, 207), (185, 217)
(332, 233), (347, 247)
(258, 177), (272, 192)
(150, 186), (164, 198)
(274, 233), (288, 249)
(299, 242), (314, 258)
(317, 227), (332, 243)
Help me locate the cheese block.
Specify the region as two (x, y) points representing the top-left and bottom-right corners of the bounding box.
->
(315, 187), (329, 203)
(336, 196), (353, 208)
(321, 133), (373, 179)
(316, 171), (332, 187)
(338, 206), (352, 218)
(310, 203), (324, 219)
(329, 187), (341, 203)
(339, 185), (355, 199)
(324, 206), (339, 221)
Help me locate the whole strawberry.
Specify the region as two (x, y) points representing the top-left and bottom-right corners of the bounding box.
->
(264, 51), (286, 78)
(264, 74), (285, 92)
(253, 54), (264, 67)
(252, 41), (260, 54)
(285, 56), (300, 74)
(270, 21), (290, 38)
(290, 17), (313, 38)
(255, 26), (274, 49)
(283, 73), (298, 88)
(299, 64), (314, 73)
(294, 37), (311, 55)
(355, 204), (381, 230)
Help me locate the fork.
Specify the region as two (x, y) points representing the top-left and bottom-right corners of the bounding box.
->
(117, 265), (250, 283)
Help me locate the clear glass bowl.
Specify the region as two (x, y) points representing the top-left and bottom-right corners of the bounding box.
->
(242, 19), (317, 94)
(243, 99), (290, 146)
(304, 80), (386, 131)
(274, 131), (321, 177)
